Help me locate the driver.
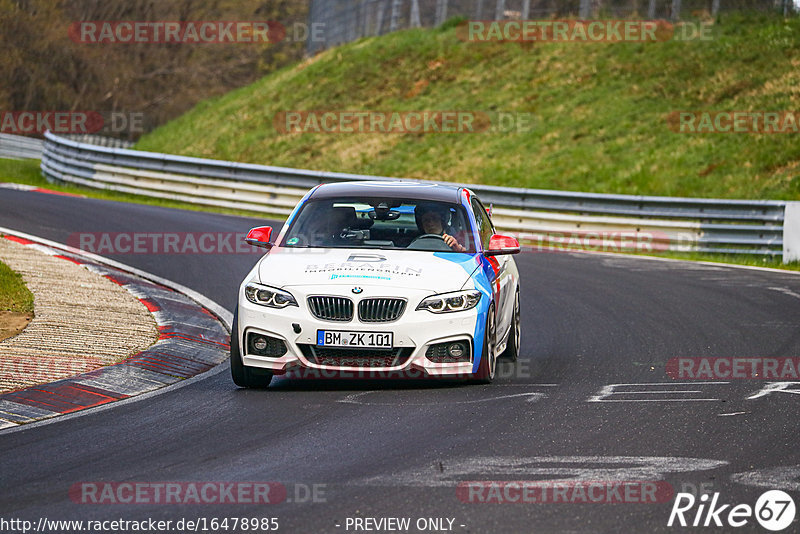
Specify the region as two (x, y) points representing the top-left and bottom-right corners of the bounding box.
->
(414, 203), (466, 252)
(304, 206), (353, 246)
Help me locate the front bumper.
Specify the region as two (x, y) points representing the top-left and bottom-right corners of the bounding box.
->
(237, 295), (479, 378)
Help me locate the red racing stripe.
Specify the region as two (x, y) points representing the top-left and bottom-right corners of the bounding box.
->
(139, 299), (160, 312)
(3, 235), (36, 245)
(33, 188), (84, 198)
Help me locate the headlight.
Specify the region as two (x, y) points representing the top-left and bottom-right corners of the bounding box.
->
(417, 290), (481, 313)
(244, 283), (298, 309)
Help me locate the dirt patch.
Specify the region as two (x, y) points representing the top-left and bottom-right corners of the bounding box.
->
(0, 311), (33, 342)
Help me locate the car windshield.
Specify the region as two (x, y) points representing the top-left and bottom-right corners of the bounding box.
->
(281, 197), (475, 253)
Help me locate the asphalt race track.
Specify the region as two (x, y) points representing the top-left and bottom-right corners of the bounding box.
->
(1, 189), (799, 533)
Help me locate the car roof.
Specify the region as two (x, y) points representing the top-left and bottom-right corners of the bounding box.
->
(308, 181), (463, 203)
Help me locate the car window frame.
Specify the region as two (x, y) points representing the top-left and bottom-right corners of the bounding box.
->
(470, 197), (495, 251)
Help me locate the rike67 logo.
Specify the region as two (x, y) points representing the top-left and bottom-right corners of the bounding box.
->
(668, 490), (796, 531)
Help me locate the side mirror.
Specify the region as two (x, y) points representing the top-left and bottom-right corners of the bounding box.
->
(484, 234), (520, 256)
(245, 226), (274, 249)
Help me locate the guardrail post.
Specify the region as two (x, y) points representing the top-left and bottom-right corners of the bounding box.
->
(671, 0), (681, 21)
(410, 0), (421, 27)
(435, 0), (448, 26)
(389, 0), (402, 32)
(783, 202), (800, 263)
(579, 0), (591, 19)
(495, 0), (506, 20)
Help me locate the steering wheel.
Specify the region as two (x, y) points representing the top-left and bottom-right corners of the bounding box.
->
(409, 233), (451, 251)
(414, 233), (446, 241)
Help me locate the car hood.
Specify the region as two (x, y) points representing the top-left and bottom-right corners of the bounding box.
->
(257, 247), (481, 293)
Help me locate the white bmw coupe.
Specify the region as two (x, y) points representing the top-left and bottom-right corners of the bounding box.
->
(231, 181), (521, 387)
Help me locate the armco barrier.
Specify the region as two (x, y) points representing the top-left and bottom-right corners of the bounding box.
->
(40, 131), (798, 262)
(0, 133), (44, 160)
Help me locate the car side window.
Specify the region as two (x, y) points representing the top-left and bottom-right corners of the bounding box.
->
(471, 198), (493, 250)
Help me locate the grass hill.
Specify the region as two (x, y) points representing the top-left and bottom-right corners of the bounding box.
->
(136, 13), (800, 200)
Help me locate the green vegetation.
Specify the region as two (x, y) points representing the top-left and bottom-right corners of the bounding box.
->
(137, 13), (800, 200)
(1, 0), (307, 135)
(0, 259), (33, 314)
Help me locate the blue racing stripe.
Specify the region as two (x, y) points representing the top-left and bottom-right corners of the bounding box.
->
(433, 251), (492, 373)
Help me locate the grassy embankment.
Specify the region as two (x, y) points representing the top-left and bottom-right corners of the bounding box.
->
(137, 13), (800, 200)
(0, 256), (34, 341)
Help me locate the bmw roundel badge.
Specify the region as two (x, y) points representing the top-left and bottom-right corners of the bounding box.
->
(352, 287), (363, 294)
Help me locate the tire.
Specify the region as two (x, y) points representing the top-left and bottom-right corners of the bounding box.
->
(230, 307), (273, 388)
(500, 289), (520, 362)
(472, 306), (497, 384)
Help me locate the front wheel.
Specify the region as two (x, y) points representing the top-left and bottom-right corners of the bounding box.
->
(472, 306), (497, 384)
(230, 307), (273, 388)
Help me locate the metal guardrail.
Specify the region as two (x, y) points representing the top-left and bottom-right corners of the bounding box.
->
(0, 133), (131, 161)
(61, 134), (134, 149)
(0, 133), (44, 160)
(39, 131), (798, 261)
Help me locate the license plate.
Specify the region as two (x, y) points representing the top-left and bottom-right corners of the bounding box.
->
(317, 330), (393, 348)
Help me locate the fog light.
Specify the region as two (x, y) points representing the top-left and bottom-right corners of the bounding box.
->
(253, 336), (268, 351)
(448, 342), (466, 358)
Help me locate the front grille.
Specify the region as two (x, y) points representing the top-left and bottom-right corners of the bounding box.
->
(308, 296), (354, 322)
(358, 298), (407, 323)
(246, 333), (287, 357)
(299, 345), (412, 368)
(425, 340), (471, 363)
